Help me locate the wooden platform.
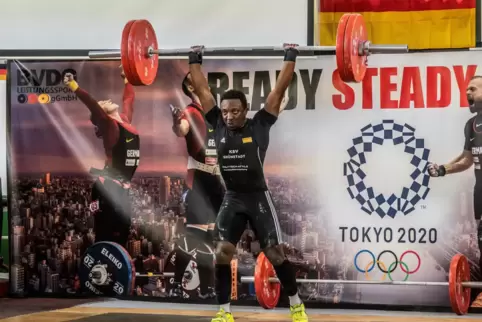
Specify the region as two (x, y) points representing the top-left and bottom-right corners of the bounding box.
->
(1, 304), (482, 322)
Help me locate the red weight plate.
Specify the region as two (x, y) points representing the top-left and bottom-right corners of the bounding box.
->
(449, 254), (471, 315)
(342, 15), (356, 83)
(126, 20), (142, 86)
(121, 20), (136, 86)
(127, 19), (159, 86)
(254, 252), (280, 309)
(335, 13), (353, 81)
(342, 13), (368, 83)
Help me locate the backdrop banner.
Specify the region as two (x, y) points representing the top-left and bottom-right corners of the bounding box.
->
(7, 53), (481, 306)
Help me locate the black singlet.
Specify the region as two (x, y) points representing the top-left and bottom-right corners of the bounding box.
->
(111, 123), (140, 181)
(465, 115), (482, 188)
(205, 107), (277, 192)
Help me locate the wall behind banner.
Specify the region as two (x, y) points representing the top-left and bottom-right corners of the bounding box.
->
(1, 0), (308, 50)
(6, 52), (481, 306)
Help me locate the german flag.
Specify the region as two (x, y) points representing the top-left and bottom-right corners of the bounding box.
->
(318, 0), (476, 50)
(0, 67), (6, 81)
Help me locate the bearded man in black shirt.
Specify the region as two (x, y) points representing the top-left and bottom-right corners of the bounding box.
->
(187, 44), (308, 322)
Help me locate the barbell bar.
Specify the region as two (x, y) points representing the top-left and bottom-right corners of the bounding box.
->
(135, 272), (174, 278)
(87, 14), (409, 86)
(248, 253), (473, 316)
(240, 276), (453, 287)
(242, 276), (482, 288)
(88, 43), (407, 59)
(91, 271), (175, 279)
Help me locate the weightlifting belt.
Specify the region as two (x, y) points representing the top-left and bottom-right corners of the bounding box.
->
(187, 157), (220, 176)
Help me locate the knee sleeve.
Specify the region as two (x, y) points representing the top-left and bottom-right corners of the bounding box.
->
(273, 260), (298, 297)
(215, 243), (236, 264)
(215, 263), (231, 304)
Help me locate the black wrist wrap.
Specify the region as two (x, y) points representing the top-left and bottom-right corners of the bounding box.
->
(284, 48), (298, 62)
(189, 51), (203, 65)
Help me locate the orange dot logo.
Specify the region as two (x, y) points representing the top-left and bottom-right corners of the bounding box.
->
(38, 94), (51, 104)
(27, 94), (38, 104)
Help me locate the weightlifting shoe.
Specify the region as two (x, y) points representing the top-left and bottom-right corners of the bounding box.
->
(211, 308), (234, 322)
(290, 303), (308, 321)
(168, 283), (182, 298)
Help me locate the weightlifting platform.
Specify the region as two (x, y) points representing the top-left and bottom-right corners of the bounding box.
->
(1, 299), (482, 322)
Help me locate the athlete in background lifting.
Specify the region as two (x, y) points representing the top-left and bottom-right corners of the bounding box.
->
(168, 72), (225, 299)
(188, 44), (308, 322)
(63, 66), (140, 247)
(428, 75), (482, 290)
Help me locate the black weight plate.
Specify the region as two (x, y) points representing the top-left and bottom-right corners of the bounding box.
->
(164, 250), (201, 299)
(79, 241), (134, 296)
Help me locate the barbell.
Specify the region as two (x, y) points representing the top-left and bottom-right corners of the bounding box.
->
(242, 252), (474, 316)
(87, 14), (408, 85)
(80, 241), (474, 315)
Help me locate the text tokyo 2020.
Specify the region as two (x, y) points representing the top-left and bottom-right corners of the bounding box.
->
(339, 226), (437, 244)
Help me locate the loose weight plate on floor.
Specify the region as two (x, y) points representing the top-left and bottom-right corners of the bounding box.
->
(79, 241), (134, 296)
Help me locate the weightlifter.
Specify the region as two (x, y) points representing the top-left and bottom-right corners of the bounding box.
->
(63, 66), (140, 247)
(428, 75), (482, 291)
(168, 72), (225, 299)
(188, 44), (308, 322)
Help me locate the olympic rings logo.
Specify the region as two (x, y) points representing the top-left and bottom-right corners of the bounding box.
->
(354, 249), (421, 281)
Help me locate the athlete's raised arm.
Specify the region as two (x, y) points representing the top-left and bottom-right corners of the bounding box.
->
(120, 66), (135, 123)
(188, 46), (217, 114)
(64, 73), (110, 124)
(264, 44), (298, 117)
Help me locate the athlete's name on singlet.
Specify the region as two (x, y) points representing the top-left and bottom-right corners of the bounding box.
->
(223, 149), (246, 159)
(473, 147), (481, 170)
(127, 149), (140, 157)
(126, 149), (140, 167)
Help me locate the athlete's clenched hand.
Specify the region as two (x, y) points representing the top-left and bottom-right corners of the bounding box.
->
(63, 73), (74, 85)
(428, 162), (446, 177)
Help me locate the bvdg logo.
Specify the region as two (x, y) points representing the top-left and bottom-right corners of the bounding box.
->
(16, 67), (77, 87)
(343, 120), (431, 218)
(16, 67), (78, 105)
